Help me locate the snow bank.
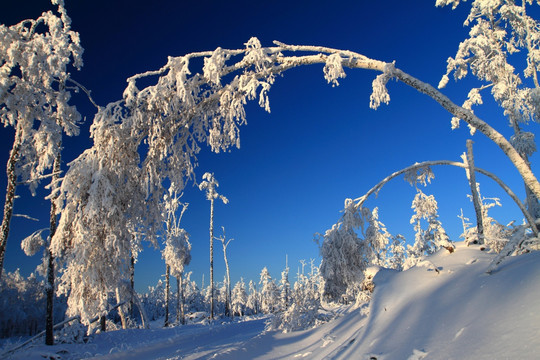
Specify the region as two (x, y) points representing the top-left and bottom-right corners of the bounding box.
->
(3, 243), (539, 359)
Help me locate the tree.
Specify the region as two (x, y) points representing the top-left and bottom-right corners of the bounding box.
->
(279, 262), (291, 312)
(318, 199), (366, 302)
(406, 188), (453, 269)
(215, 227), (233, 317)
(259, 267), (279, 314)
(231, 278), (247, 317)
(50, 104), (149, 327)
(199, 173), (228, 319)
(0, 0), (83, 281)
(246, 280), (259, 315)
(161, 186), (191, 326)
(437, 0), (540, 218)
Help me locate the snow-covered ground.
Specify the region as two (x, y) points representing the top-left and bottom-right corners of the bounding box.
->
(3, 242), (540, 359)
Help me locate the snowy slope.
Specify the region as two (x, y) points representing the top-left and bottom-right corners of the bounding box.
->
(3, 242), (540, 359)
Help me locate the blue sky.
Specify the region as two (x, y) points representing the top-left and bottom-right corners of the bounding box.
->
(1, 0), (536, 292)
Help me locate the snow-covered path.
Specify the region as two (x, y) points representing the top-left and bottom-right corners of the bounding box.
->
(87, 318), (268, 360)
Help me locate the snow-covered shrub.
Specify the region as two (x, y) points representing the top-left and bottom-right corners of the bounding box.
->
(405, 189), (453, 270)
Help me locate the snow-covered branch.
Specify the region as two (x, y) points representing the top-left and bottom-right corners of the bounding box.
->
(353, 159), (538, 236)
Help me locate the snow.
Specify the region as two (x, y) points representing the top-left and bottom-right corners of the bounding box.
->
(3, 242), (540, 359)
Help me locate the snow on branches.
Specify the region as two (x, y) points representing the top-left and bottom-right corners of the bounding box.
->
(0, 0), (83, 191)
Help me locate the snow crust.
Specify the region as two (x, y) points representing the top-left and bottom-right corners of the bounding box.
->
(4, 243), (540, 359)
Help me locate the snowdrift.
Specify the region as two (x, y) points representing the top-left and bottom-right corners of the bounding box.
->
(3, 242), (540, 359)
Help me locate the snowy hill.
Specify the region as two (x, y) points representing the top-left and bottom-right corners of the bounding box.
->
(4, 242), (540, 359)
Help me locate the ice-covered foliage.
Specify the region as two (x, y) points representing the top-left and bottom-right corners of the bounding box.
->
(20, 229), (47, 257)
(259, 267), (279, 314)
(51, 104), (147, 325)
(0, 0), (83, 192)
(460, 184), (522, 253)
(279, 266), (291, 311)
(436, 0), (540, 214)
(319, 199), (403, 301)
(362, 207), (392, 267)
(318, 199), (365, 302)
(231, 278), (247, 317)
(270, 260), (329, 333)
(385, 234), (407, 271)
(405, 189), (453, 269)
(162, 187), (191, 278)
(437, 0), (540, 128)
(246, 280), (259, 315)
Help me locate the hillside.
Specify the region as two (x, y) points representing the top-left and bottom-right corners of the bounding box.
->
(4, 242), (540, 359)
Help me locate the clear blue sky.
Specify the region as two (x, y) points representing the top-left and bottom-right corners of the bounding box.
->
(1, 0), (536, 293)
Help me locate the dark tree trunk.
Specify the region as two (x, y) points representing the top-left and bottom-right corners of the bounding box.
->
(209, 198), (215, 320)
(164, 264), (170, 327)
(0, 124), (22, 281)
(45, 152), (61, 345)
(130, 253), (135, 319)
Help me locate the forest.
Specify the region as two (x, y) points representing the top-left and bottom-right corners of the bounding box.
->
(1, 0), (540, 358)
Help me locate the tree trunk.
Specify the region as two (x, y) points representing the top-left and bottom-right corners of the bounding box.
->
(45, 152), (60, 345)
(100, 315), (106, 332)
(130, 253), (135, 319)
(115, 288), (128, 329)
(0, 124), (22, 281)
(177, 273), (186, 325)
(165, 264), (170, 327)
(222, 240), (231, 319)
(209, 198), (215, 320)
(466, 140), (484, 245)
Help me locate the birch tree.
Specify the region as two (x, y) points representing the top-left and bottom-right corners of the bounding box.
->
(199, 172), (228, 320)
(0, 0), (83, 280)
(215, 226), (233, 318)
(50, 104), (149, 326)
(437, 0), (540, 218)
(161, 186), (191, 326)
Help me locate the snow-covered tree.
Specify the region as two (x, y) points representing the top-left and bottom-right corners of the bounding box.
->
(271, 259), (326, 333)
(437, 0), (540, 218)
(231, 278), (247, 317)
(215, 227), (233, 317)
(246, 280), (259, 315)
(259, 267), (279, 314)
(460, 184), (521, 253)
(50, 104), (148, 327)
(161, 186), (191, 326)
(406, 189), (454, 269)
(199, 172), (228, 319)
(0, 0), (83, 281)
(279, 264), (291, 312)
(318, 199), (366, 302)
(362, 207), (392, 267)
(385, 234), (407, 271)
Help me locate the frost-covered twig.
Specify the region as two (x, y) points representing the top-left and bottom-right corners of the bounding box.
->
(12, 214), (40, 222)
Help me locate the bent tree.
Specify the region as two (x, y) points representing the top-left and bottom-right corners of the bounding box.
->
(48, 0), (540, 323)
